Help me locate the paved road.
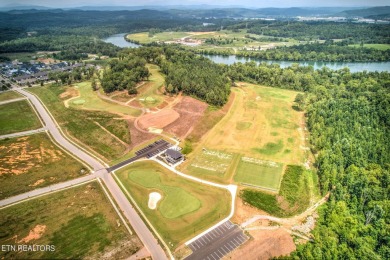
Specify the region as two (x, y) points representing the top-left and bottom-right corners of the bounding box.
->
(0, 174), (96, 207)
(13, 88), (168, 260)
(0, 97), (26, 105)
(0, 127), (46, 139)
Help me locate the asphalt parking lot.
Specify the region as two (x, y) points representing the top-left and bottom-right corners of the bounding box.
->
(185, 221), (248, 260)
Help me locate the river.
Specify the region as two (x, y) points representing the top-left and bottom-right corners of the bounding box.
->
(104, 34), (390, 73)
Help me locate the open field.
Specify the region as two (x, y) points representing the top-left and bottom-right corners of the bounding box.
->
(0, 133), (86, 199)
(0, 100), (41, 135)
(127, 31), (191, 44)
(126, 30), (294, 52)
(116, 161), (230, 247)
(69, 81), (141, 117)
(0, 91), (22, 102)
(349, 43), (390, 50)
(180, 84), (307, 185)
(137, 64), (165, 108)
(240, 165), (320, 217)
(1, 52), (37, 62)
(0, 182), (141, 259)
(28, 86), (130, 162)
(234, 157), (283, 191)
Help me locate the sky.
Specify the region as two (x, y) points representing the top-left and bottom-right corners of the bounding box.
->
(1, 0), (389, 8)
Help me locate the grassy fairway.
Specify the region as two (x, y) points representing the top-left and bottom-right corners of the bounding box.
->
(0, 91), (22, 101)
(349, 44), (390, 50)
(69, 81), (141, 117)
(126, 30), (293, 52)
(127, 31), (191, 44)
(181, 84), (307, 184)
(0, 100), (41, 135)
(240, 165), (320, 217)
(0, 182), (141, 259)
(28, 86), (129, 162)
(116, 161), (230, 247)
(234, 158), (283, 191)
(137, 64), (165, 108)
(0, 133), (86, 199)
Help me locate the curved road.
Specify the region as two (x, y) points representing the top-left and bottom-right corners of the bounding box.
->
(15, 88), (168, 260)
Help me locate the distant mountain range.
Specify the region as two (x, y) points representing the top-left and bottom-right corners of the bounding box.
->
(0, 5), (388, 19)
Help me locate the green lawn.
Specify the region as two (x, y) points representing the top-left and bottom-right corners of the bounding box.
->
(0, 182), (141, 259)
(70, 81), (141, 117)
(0, 91), (22, 102)
(0, 100), (41, 135)
(28, 86), (129, 162)
(0, 133), (86, 199)
(349, 44), (390, 50)
(116, 161), (230, 247)
(240, 165), (320, 217)
(186, 149), (235, 183)
(127, 168), (201, 219)
(234, 157), (283, 191)
(137, 64), (165, 108)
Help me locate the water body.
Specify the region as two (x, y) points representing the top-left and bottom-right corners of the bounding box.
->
(204, 55), (390, 73)
(104, 34), (390, 72)
(103, 33), (139, 48)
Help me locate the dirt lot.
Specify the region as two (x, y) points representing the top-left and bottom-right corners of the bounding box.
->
(138, 109), (180, 130)
(164, 96), (208, 138)
(227, 228), (296, 260)
(128, 119), (156, 150)
(0, 136), (64, 176)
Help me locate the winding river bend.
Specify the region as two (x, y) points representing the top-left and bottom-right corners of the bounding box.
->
(104, 34), (390, 73)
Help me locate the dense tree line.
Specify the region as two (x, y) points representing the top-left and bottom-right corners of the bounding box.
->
(225, 61), (390, 259)
(196, 42), (390, 62)
(235, 42), (390, 62)
(49, 66), (96, 85)
(247, 21), (390, 43)
(0, 35), (120, 57)
(160, 48), (230, 106)
(100, 55), (149, 94)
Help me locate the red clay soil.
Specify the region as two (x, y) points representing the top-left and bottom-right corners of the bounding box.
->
(137, 109), (180, 130)
(128, 119), (156, 150)
(164, 96), (208, 138)
(128, 100), (143, 108)
(227, 229), (296, 260)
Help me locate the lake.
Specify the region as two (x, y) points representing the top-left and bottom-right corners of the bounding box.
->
(104, 34), (390, 72)
(103, 33), (139, 48)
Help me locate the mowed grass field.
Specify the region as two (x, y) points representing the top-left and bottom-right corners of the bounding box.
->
(349, 43), (390, 50)
(116, 161), (230, 247)
(126, 30), (294, 50)
(137, 64), (165, 108)
(0, 91), (22, 102)
(181, 84), (306, 189)
(234, 158), (283, 191)
(69, 81), (141, 117)
(0, 100), (41, 135)
(0, 182), (141, 259)
(28, 86), (130, 162)
(0, 133), (86, 199)
(240, 165), (320, 217)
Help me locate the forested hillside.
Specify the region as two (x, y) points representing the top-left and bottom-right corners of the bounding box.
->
(225, 62), (390, 259)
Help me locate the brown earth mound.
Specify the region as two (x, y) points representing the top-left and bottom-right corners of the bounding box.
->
(227, 229), (295, 260)
(138, 109), (180, 130)
(164, 96), (208, 138)
(128, 119), (156, 150)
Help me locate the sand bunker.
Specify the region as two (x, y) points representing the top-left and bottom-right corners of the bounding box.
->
(138, 109), (179, 130)
(148, 192), (162, 210)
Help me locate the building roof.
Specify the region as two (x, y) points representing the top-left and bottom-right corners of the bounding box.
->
(166, 149), (182, 160)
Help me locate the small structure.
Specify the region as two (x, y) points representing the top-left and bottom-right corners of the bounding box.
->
(165, 149), (183, 164)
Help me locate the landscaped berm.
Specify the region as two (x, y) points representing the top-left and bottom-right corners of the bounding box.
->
(116, 161), (231, 248)
(0, 182), (142, 259)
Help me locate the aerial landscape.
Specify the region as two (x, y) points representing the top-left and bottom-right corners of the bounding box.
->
(0, 0), (389, 259)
